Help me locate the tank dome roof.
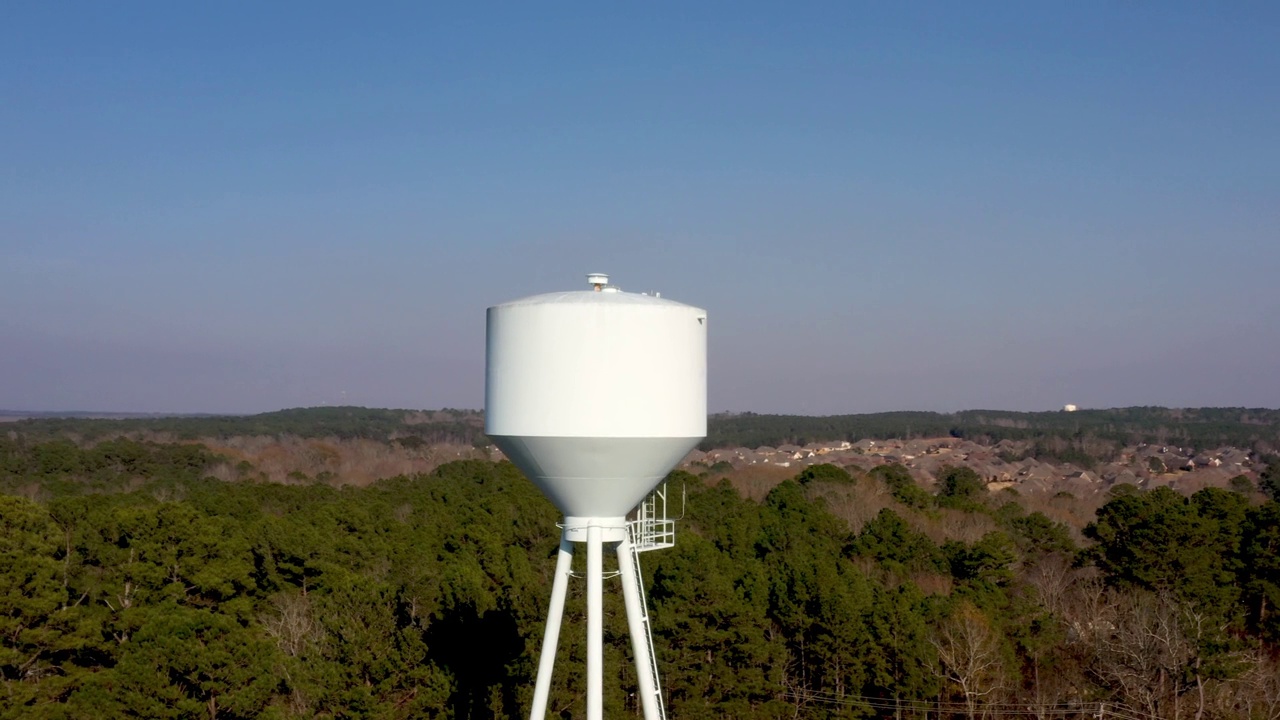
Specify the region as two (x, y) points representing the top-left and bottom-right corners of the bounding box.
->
(495, 289), (699, 310)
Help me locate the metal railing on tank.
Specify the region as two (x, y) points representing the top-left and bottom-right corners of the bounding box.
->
(628, 481), (684, 552)
(623, 480), (686, 720)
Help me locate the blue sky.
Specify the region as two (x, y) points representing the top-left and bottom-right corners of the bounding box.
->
(2, 2), (1277, 414)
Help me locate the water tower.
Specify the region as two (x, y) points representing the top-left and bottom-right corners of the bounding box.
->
(485, 273), (707, 720)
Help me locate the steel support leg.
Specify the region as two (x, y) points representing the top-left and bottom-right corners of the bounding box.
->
(528, 534), (574, 720)
(587, 525), (604, 720)
(617, 538), (662, 720)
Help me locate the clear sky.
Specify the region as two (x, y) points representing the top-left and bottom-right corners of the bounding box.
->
(2, 2), (1277, 415)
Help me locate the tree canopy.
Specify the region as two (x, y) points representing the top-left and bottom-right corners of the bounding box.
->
(1, 435), (1278, 719)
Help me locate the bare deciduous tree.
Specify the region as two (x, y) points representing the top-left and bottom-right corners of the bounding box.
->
(1086, 590), (1191, 719)
(1024, 552), (1079, 617)
(931, 603), (1006, 720)
(1234, 651), (1280, 720)
(260, 591), (324, 658)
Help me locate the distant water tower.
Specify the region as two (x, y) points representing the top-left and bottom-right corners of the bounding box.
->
(486, 273), (706, 720)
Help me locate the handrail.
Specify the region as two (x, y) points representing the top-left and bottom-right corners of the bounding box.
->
(628, 531), (667, 720)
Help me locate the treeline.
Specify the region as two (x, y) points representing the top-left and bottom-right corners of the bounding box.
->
(705, 406), (1280, 459)
(3, 439), (1280, 718)
(8, 407), (484, 446)
(11, 405), (1279, 465)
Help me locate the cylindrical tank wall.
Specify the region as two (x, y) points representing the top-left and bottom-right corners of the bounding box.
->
(485, 293), (706, 439)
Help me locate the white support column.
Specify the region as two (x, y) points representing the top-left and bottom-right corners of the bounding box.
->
(529, 534), (574, 720)
(617, 538), (661, 720)
(586, 524), (604, 720)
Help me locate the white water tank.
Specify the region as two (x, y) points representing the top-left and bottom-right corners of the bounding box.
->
(485, 274), (707, 518)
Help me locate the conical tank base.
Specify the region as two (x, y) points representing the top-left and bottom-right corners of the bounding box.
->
(489, 435), (700, 518)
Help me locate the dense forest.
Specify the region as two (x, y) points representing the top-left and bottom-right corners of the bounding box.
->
(2, 434), (1279, 719)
